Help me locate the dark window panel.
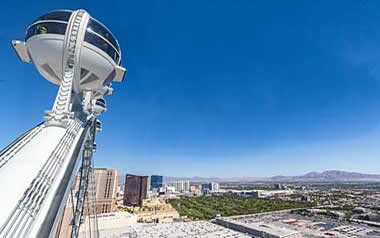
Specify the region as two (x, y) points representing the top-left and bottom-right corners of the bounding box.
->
(25, 22), (67, 41)
(33, 10), (72, 23)
(87, 18), (120, 54)
(80, 68), (89, 79)
(84, 31), (120, 64)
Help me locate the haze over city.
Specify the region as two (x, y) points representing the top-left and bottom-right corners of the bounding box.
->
(1, 1), (380, 177)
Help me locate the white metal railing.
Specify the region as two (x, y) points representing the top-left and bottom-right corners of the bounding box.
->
(0, 123), (44, 169)
(0, 119), (82, 237)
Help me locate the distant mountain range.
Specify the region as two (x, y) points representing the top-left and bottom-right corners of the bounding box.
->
(164, 170), (380, 183)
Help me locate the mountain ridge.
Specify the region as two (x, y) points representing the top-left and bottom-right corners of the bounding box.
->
(164, 170), (380, 182)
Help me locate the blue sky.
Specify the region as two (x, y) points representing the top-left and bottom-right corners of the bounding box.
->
(0, 0), (380, 177)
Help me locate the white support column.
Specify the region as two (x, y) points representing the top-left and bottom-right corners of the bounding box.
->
(44, 10), (90, 128)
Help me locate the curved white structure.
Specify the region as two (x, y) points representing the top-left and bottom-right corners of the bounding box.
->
(1, 9), (126, 238)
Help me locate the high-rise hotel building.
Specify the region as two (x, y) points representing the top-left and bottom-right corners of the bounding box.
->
(123, 174), (148, 207)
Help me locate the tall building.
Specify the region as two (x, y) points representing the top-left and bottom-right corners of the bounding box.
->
(201, 183), (211, 193)
(124, 174), (148, 207)
(93, 168), (120, 213)
(211, 182), (219, 191)
(274, 183), (286, 190)
(151, 175), (163, 190)
(166, 181), (190, 193)
(58, 168), (119, 238)
(73, 168), (120, 214)
(147, 176), (151, 192)
(201, 182), (219, 193)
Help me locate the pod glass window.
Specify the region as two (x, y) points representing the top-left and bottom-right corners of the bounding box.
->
(87, 18), (120, 54)
(25, 22), (67, 41)
(32, 10), (72, 23)
(84, 31), (120, 64)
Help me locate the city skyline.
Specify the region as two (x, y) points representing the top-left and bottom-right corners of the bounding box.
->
(1, 1), (380, 177)
(105, 169), (380, 183)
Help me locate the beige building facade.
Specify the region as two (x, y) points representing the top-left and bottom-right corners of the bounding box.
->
(57, 168), (119, 237)
(92, 168), (119, 214)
